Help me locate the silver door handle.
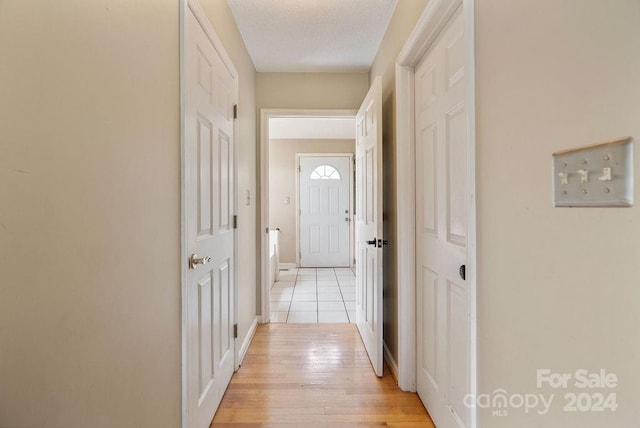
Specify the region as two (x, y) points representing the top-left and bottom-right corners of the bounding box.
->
(189, 253), (211, 269)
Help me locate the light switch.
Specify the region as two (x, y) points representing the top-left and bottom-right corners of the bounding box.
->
(577, 169), (589, 184)
(284, 196), (290, 205)
(557, 172), (569, 185)
(599, 168), (612, 182)
(552, 136), (633, 207)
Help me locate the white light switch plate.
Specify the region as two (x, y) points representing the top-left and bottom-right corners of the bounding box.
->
(552, 137), (633, 207)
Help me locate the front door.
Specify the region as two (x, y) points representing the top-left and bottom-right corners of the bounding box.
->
(185, 2), (236, 427)
(299, 155), (351, 267)
(415, 6), (471, 428)
(355, 77), (384, 377)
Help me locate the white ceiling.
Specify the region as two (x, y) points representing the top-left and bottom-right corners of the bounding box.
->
(227, 0), (398, 72)
(269, 117), (356, 140)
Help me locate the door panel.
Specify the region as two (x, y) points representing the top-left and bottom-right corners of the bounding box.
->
(448, 281), (469, 424)
(355, 77), (383, 377)
(365, 148), (374, 223)
(197, 273), (213, 395)
(299, 156), (351, 267)
(446, 105), (467, 245)
(328, 224), (340, 253)
(219, 132), (231, 230)
(415, 6), (470, 428)
(185, 3), (236, 427)
(420, 267), (438, 387)
(421, 124), (438, 234)
(329, 187), (340, 215)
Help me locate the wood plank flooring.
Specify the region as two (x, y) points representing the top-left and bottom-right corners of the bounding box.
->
(211, 323), (434, 427)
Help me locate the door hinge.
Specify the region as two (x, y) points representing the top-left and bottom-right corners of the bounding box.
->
(233, 215), (237, 229)
(233, 104), (238, 119)
(233, 324), (238, 338)
(297, 165), (301, 172)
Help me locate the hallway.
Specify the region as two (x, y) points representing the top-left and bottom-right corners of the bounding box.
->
(211, 324), (434, 427)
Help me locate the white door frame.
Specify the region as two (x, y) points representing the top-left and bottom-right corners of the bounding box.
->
(259, 109), (356, 322)
(180, 0), (239, 426)
(295, 153), (354, 268)
(395, 1), (476, 426)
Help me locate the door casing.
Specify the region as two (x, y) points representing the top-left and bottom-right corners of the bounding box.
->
(395, 1), (477, 427)
(259, 109), (357, 322)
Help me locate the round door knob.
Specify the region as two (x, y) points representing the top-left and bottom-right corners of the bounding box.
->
(189, 253), (212, 269)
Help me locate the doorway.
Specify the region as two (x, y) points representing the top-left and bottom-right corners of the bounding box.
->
(265, 115), (356, 323)
(260, 110), (357, 322)
(396, 0), (477, 426)
(260, 78), (384, 376)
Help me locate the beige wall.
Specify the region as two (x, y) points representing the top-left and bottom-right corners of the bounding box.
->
(369, 0), (430, 363)
(475, 0), (640, 426)
(269, 139), (355, 263)
(0, 0), (257, 426)
(200, 0), (258, 358)
(0, 1), (181, 426)
(256, 72), (369, 110)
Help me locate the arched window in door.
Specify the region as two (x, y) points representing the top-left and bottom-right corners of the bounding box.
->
(310, 164), (341, 180)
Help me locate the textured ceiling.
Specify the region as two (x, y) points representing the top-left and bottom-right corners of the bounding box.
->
(227, 0), (398, 72)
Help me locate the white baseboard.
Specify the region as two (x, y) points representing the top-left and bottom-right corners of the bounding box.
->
(383, 341), (399, 383)
(237, 316), (259, 366)
(279, 262), (297, 270)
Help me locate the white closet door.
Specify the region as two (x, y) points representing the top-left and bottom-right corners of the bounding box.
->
(185, 2), (236, 426)
(415, 7), (470, 428)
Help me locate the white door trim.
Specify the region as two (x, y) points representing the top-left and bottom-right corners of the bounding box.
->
(395, 1), (476, 427)
(295, 153), (354, 268)
(180, 0), (239, 426)
(259, 109), (357, 323)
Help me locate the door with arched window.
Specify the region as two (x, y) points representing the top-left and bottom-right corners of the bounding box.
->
(298, 155), (352, 267)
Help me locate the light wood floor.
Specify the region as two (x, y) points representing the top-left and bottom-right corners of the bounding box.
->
(211, 323), (435, 427)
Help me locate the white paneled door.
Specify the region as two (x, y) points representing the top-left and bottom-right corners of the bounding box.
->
(415, 6), (470, 428)
(185, 2), (236, 427)
(355, 77), (384, 377)
(299, 156), (351, 267)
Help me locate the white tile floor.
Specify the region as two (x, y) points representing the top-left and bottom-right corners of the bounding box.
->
(270, 267), (356, 323)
